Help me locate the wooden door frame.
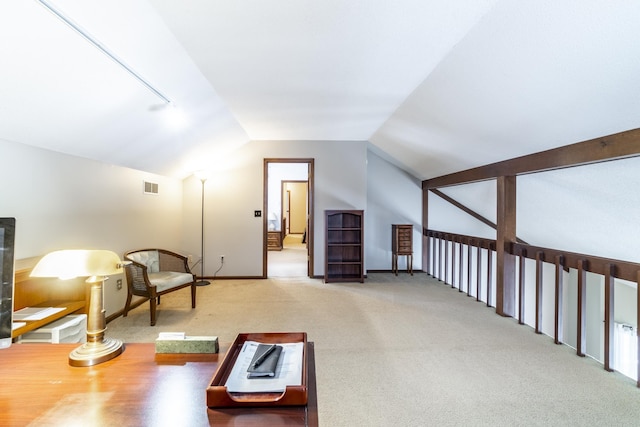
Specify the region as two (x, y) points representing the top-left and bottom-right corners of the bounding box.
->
(263, 159), (314, 278)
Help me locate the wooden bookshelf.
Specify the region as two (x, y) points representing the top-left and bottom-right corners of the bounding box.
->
(324, 210), (364, 283)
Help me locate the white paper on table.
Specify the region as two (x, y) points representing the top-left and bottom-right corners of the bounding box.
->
(224, 340), (304, 393)
(13, 307), (65, 321)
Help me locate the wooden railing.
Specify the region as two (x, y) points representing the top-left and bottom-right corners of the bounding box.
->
(426, 229), (640, 387)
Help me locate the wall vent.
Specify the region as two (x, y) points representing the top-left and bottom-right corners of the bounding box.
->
(143, 181), (159, 195)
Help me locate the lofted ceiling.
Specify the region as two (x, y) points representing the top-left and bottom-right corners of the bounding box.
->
(1, 1), (639, 180)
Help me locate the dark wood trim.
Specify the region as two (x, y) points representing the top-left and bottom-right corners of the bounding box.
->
(476, 243), (481, 302)
(430, 188), (528, 244)
(467, 243), (472, 297)
(450, 238), (456, 288)
(535, 251), (544, 334)
(423, 127), (640, 189)
(576, 259), (587, 357)
(486, 249), (493, 307)
(554, 255), (565, 345)
(518, 249), (526, 325)
(422, 186), (429, 276)
(604, 264), (615, 372)
(458, 241), (464, 293)
(430, 188), (497, 230)
(438, 236), (443, 281)
(496, 176), (517, 316)
(512, 242), (640, 283)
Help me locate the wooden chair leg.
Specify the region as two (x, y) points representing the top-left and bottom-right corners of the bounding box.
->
(123, 292), (132, 317)
(191, 284), (196, 308)
(150, 298), (157, 326)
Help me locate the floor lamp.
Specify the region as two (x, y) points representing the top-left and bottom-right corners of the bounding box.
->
(195, 172), (210, 286)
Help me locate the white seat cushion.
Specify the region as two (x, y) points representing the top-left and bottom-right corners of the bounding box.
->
(148, 271), (193, 293)
(127, 251), (160, 273)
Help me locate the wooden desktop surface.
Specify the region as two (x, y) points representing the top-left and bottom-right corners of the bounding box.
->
(0, 342), (318, 426)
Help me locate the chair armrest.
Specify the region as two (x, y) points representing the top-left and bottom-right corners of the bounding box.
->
(124, 261), (152, 294)
(157, 249), (193, 275)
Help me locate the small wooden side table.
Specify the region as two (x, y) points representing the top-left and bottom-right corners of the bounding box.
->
(392, 224), (413, 275)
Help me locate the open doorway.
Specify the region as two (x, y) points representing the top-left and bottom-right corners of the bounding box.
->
(263, 159), (314, 278)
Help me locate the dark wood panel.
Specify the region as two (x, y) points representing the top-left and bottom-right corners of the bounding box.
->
(325, 210), (364, 283)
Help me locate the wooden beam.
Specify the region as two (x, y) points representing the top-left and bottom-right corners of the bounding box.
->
(430, 188), (497, 229)
(423, 128), (640, 189)
(422, 187), (429, 276)
(496, 176), (517, 317)
(512, 242), (640, 283)
(430, 189), (528, 244)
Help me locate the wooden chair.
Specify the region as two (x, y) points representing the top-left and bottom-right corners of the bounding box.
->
(123, 249), (196, 326)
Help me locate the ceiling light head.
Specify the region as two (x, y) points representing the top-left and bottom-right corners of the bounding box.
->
(164, 104), (188, 130)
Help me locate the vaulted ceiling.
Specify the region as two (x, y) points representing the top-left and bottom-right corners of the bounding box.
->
(2, 1), (639, 179)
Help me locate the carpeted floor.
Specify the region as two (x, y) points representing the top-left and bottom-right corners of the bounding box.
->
(268, 233), (307, 277)
(107, 273), (640, 426)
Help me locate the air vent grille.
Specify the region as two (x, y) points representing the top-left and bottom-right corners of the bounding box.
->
(144, 181), (159, 195)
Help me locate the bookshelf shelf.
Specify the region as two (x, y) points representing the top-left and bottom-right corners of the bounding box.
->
(324, 210), (364, 283)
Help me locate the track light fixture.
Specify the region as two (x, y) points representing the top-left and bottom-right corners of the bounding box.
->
(37, 0), (171, 105)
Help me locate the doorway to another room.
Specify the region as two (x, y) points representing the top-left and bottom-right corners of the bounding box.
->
(263, 159), (314, 278)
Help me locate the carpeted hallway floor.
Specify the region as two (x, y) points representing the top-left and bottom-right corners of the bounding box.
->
(268, 233), (307, 277)
(107, 273), (640, 426)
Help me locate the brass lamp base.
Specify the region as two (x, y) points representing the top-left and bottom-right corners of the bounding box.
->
(69, 338), (124, 367)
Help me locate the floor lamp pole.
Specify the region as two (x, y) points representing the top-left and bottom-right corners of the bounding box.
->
(197, 177), (210, 286)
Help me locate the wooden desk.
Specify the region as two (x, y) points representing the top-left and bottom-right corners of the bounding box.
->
(12, 259), (88, 338)
(0, 342), (318, 426)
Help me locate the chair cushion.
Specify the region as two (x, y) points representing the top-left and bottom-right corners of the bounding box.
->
(127, 250), (160, 273)
(148, 271), (193, 293)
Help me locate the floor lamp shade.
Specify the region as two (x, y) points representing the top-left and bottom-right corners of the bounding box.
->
(30, 249), (126, 366)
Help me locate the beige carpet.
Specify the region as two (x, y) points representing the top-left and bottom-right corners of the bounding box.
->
(107, 273), (640, 426)
(268, 233), (307, 277)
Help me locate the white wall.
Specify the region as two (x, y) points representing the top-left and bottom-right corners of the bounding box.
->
(182, 140), (369, 278)
(366, 149), (423, 271)
(1, 139), (184, 315)
(267, 163), (308, 231)
(2, 136), (424, 317)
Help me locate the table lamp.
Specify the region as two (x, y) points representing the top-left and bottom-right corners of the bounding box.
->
(30, 249), (127, 367)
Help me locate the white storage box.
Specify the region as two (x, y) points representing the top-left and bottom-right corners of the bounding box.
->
(20, 314), (87, 344)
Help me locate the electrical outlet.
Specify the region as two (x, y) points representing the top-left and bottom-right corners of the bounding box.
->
(187, 254), (193, 264)
(116, 279), (123, 290)
(220, 255), (225, 263)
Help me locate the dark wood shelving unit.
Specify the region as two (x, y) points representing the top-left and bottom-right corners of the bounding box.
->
(324, 210), (364, 283)
(392, 224), (413, 275)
